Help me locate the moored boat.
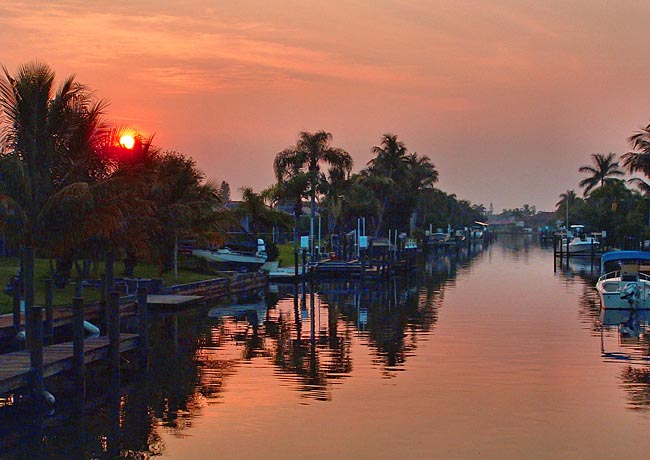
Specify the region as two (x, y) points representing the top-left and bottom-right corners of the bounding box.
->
(568, 236), (600, 253)
(596, 251), (650, 309)
(192, 239), (267, 272)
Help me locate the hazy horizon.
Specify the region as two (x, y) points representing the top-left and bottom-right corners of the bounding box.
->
(2, 0), (650, 211)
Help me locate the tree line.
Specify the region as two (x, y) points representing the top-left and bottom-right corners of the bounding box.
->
(0, 61), (487, 301)
(557, 132), (650, 243)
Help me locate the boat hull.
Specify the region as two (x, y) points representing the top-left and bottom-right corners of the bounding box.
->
(192, 249), (266, 272)
(597, 279), (650, 309)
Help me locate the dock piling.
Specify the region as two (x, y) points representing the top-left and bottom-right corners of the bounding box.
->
(12, 279), (21, 335)
(107, 291), (120, 378)
(137, 287), (149, 368)
(72, 297), (85, 397)
(45, 279), (53, 341)
(28, 305), (44, 400)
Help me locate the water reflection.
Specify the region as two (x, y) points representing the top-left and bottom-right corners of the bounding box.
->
(0, 244), (484, 459)
(599, 308), (650, 411)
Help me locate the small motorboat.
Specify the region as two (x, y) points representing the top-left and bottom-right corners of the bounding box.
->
(568, 235), (600, 253)
(596, 251), (650, 309)
(192, 239), (267, 272)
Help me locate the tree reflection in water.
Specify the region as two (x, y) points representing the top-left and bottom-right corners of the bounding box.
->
(599, 308), (650, 411)
(0, 246), (478, 459)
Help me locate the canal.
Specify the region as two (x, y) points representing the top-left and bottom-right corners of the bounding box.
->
(2, 234), (650, 459)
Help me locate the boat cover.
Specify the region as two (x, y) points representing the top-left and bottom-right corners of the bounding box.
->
(601, 250), (650, 271)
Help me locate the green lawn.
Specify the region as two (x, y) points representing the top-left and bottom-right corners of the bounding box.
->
(0, 256), (222, 314)
(277, 243), (297, 267)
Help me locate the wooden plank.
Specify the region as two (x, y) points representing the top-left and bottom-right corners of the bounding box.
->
(0, 333), (139, 395)
(146, 294), (202, 307)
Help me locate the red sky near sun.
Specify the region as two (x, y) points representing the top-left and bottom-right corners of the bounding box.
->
(2, 0), (650, 211)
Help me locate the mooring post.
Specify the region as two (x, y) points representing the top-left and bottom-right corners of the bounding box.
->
(44, 279), (53, 342)
(28, 305), (44, 399)
(137, 287), (149, 369)
(75, 276), (83, 298)
(72, 297), (85, 397)
(12, 278), (21, 334)
(108, 291), (120, 378)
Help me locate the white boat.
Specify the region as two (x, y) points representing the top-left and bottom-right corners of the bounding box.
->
(596, 251), (650, 309)
(568, 236), (600, 253)
(192, 238), (267, 271)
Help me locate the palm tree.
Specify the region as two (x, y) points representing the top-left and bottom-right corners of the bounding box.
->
(273, 131), (352, 251)
(367, 134), (407, 178)
(362, 134), (438, 235)
(556, 190), (582, 228)
(144, 150), (228, 279)
(622, 123), (650, 177)
(0, 61), (99, 308)
(237, 187), (293, 237)
(578, 153), (624, 196)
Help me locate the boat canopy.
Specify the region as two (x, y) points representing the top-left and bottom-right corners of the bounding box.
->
(600, 250), (650, 271)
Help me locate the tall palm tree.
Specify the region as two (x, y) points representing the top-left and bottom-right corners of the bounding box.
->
(274, 131), (352, 251)
(0, 61), (95, 308)
(556, 190), (578, 210)
(622, 123), (650, 177)
(367, 134), (407, 178)
(362, 134), (438, 235)
(578, 153), (624, 196)
(142, 150), (228, 278)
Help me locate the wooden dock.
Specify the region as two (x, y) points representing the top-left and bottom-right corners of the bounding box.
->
(146, 294), (203, 309)
(0, 301), (137, 341)
(0, 333), (138, 396)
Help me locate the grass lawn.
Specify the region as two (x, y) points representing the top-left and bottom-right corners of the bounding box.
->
(0, 256), (223, 315)
(276, 243), (297, 267)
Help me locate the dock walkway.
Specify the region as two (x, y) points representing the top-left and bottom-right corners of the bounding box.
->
(0, 333), (139, 395)
(0, 302), (137, 341)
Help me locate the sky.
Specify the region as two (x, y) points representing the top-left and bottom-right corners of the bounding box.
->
(2, 0), (650, 212)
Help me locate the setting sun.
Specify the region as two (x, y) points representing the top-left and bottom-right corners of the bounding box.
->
(119, 134), (135, 149)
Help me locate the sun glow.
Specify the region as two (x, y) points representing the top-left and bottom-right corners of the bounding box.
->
(119, 134), (135, 149)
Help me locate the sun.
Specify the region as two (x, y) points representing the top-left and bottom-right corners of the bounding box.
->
(119, 134), (135, 149)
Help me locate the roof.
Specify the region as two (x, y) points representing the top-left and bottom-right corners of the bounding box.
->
(601, 250), (650, 270)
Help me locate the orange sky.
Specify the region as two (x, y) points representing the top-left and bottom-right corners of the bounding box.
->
(2, 0), (650, 211)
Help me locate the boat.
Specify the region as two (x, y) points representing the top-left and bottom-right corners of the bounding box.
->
(596, 251), (650, 309)
(427, 232), (451, 246)
(558, 224), (599, 253)
(567, 235), (600, 253)
(192, 238), (267, 271)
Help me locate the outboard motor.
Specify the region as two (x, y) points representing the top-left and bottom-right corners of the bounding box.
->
(620, 282), (640, 307)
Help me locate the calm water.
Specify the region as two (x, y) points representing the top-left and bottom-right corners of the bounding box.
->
(3, 234), (650, 459)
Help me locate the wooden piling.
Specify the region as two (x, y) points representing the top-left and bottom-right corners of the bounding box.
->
(294, 248), (299, 278)
(72, 297), (85, 397)
(12, 279), (21, 334)
(107, 291), (120, 377)
(566, 237), (570, 260)
(75, 276), (83, 298)
(45, 279), (53, 341)
(28, 305), (44, 398)
(137, 287), (148, 368)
